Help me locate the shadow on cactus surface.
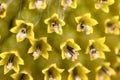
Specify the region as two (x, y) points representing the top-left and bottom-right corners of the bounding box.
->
(0, 0), (120, 80)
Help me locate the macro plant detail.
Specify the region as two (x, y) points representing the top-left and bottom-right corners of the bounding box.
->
(44, 13), (65, 35)
(85, 37), (110, 60)
(105, 16), (120, 35)
(95, 0), (115, 13)
(42, 64), (64, 80)
(60, 39), (81, 61)
(75, 13), (98, 35)
(10, 20), (34, 42)
(68, 63), (90, 80)
(0, 0), (120, 80)
(95, 62), (116, 80)
(28, 37), (52, 60)
(0, 51), (24, 74)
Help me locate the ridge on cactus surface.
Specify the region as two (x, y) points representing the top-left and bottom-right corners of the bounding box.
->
(0, 0), (120, 80)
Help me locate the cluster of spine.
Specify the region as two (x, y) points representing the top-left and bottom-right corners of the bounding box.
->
(0, 0), (120, 80)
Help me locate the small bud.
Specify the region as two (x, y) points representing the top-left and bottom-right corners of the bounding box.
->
(74, 75), (81, 80)
(101, 66), (111, 76)
(107, 23), (117, 33)
(90, 45), (97, 54)
(89, 45), (99, 59)
(98, 66), (112, 80)
(16, 27), (27, 41)
(65, 51), (73, 61)
(45, 13), (65, 35)
(33, 45), (42, 58)
(6, 55), (14, 70)
(7, 63), (14, 70)
(77, 22), (90, 35)
(48, 71), (56, 80)
(35, 0), (43, 9)
(51, 21), (62, 34)
(32, 51), (41, 57)
(73, 68), (82, 80)
(78, 22), (85, 31)
(65, 45), (79, 61)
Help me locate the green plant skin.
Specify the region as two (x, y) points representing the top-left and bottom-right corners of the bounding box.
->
(0, 0), (120, 80)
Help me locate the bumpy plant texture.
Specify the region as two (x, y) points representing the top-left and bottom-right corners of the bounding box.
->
(0, 0), (120, 80)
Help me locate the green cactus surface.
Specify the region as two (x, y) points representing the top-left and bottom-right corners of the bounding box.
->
(0, 0), (120, 80)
